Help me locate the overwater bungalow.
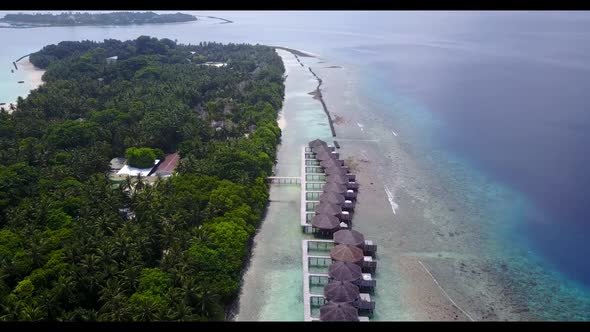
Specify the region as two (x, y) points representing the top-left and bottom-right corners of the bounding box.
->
(315, 201), (352, 223)
(326, 174), (359, 190)
(328, 261), (376, 293)
(324, 280), (359, 303)
(311, 144), (335, 153)
(320, 191), (345, 205)
(323, 182), (357, 201)
(333, 229), (377, 257)
(315, 201), (342, 215)
(320, 191), (355, 211)
(330, 244), (364, 265)
(315, 150), (337, 161)
(324, 280), (375, 317)
(328, 261), (362, 281)
(320, 158), (344, 168)
(313, 145), (339, 159)
(322, 182), (347, 194)
(324, 165), (351, 177)
(312, 214), (342, 237)
(331, 244), (376, 274)
(309, 139), (328, 149)
(319, 302), (359, 321)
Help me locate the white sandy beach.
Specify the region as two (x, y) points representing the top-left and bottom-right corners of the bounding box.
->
(19, 56), (45, 91)
(1, 56), (45, 114)
(277, 111), (286, 130)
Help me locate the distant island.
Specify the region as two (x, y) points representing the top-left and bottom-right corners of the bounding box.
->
(0, 12), (197, 27)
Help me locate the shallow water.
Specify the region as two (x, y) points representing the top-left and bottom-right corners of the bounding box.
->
(2, 11), (590, 320)
(234, 50), (332, 321)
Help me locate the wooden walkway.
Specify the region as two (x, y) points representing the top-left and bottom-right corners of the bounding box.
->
(299, 143), (375, 322)
(302, 239), (371, 321)
(267, 176), (301, 185)
(301, 146), (328, 232)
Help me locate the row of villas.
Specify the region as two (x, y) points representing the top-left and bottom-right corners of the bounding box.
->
(300, 139), (379, 322)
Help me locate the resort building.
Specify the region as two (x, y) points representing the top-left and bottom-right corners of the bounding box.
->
(116, 159), (160, 177)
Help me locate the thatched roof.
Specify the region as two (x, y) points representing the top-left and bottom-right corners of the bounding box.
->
(333, 229), (365, 248)
(314, 202), (342, 216)
(319, 302), (359, 321)
(319, 191), (345, 205)
(330, 244), (364, 264)
(309, 139), (328, 148)
(326, 174), (349, 185)
(328, 261), (363, 282)
(324, 166), (348, 176)
(312, 144), (331, 154)
(312, 214), (341, 231)
(324, 281), (360, 303)
(320, 158), (342, 168)
(315, 150), (335, 161)
(323, 182), (348, 194)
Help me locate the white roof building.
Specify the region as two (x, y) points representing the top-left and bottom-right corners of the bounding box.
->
(117, 159), (160, 177)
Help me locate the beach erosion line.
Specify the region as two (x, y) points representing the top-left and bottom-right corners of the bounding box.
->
(307, 67), (336, 137)
(272, 46), (336, 137)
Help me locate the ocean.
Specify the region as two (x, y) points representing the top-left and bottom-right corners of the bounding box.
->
(1, 10), (590, 320)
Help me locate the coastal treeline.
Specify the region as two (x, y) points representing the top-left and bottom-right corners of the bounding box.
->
(0, 36), (285, 320)
(0, 12), (197, 26)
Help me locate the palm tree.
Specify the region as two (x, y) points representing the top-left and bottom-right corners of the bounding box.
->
(194, 285), (222, 319)
(134, 174), (145, 193)
(52, 274), (78, 308)
(39, 291), (61, 320)
(98, 279), (130, 321)
(20, 303), (46, 321)
(131, 296), (161, 321)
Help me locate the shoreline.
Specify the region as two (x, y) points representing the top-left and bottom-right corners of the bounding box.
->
(234, 49), (332, 321)
(269, 46), (315, 58)
(18, 56), (45, 91)
(1, 56), (45, 113)
(272, 46), (336, 138)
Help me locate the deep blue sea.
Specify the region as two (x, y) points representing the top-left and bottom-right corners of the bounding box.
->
(1, 10), (590, 319)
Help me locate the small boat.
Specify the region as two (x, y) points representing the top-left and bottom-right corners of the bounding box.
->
(11, 69), (14, 73)
(17, 81), (24, 83)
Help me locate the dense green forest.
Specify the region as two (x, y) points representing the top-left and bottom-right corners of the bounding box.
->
(0, 36), (285, 320)
(0, 12), (197, 26)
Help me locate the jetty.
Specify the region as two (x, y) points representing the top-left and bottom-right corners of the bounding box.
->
(264, 138), (378, 321)
(299, 139), (378, 321)
(13, 53), (33, 71)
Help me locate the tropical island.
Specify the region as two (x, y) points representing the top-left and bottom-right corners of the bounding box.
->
(0, 12), (197, 27)
(0, 36), (284, 320)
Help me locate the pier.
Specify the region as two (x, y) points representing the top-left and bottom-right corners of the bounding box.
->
(13, 53), (33, 70)
(299, 139), (378, 321)
(302, 239), (372, 321)
(267, 176), (301, 185)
